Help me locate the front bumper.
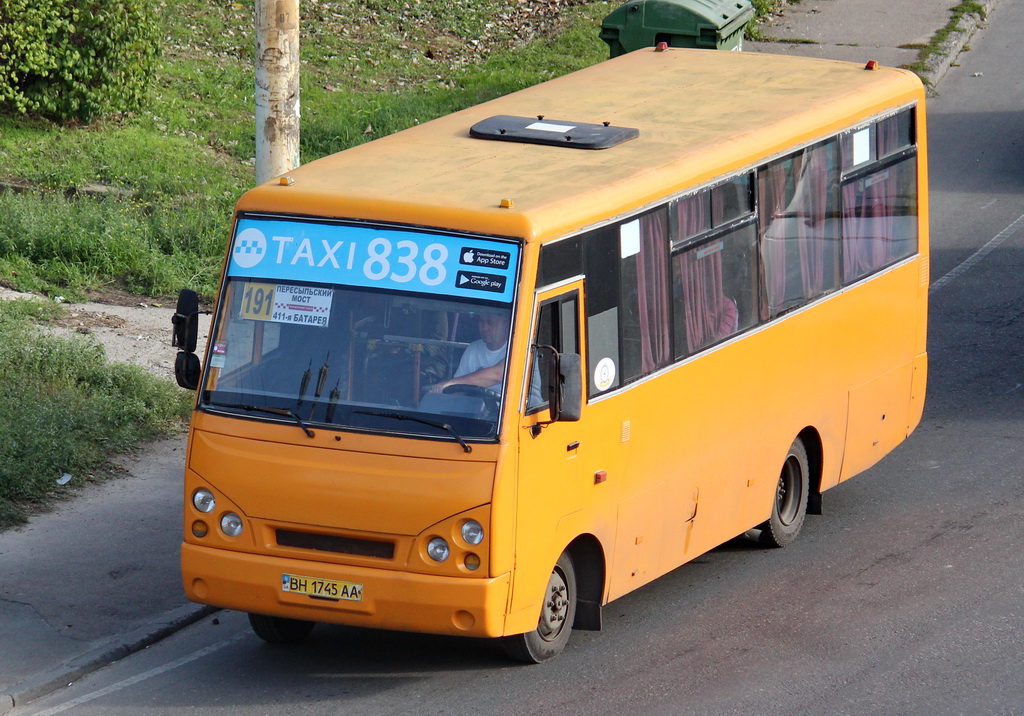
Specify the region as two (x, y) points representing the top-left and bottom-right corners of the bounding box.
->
(182, 542), (511, 638)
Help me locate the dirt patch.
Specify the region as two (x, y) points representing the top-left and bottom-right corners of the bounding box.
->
(0, 287), (212, 380)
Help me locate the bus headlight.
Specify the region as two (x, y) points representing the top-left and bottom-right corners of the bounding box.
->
(220, 512), (244, 537)
(427, 537), (450, 562)
(193, 489), (216, 513)
(461, 520), (484, 545)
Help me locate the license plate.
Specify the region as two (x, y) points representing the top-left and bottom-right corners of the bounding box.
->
(282, 573), (363, 601)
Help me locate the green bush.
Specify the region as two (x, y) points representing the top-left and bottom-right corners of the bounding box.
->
(0, 0), (160, 122)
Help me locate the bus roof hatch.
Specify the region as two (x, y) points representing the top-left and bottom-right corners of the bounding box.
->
(469, 115), (639, 150)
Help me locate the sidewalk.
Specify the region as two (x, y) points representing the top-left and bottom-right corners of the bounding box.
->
(0, 0), (998, 712)
(747, 0), (993, 88)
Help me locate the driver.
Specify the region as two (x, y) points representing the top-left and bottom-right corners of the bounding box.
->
(428, 312), (509, 394)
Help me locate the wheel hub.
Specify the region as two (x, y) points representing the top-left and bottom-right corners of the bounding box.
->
(538, 570), (569, 641)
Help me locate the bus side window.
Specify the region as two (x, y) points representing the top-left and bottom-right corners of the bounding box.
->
(841, 158), (917, 283)
(758, 139), (842, 317)
(838, 109), (918, 283)
(527, 293), (579, 413)
(619, 207), (672, 383)
(671, 180), (759, 357)
(583, 225), (621, 397)
(671, 224), (759, 356)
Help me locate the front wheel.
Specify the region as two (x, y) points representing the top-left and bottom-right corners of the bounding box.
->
(758, 437), (810, 548)
(248, 613), (316, 644)
(502, 552), (577, 663)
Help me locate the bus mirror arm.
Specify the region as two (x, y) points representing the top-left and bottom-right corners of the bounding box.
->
(172, 288), (204, 390)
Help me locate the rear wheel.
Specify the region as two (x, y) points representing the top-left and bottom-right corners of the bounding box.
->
(248, 613), (316, 643)
(758, 438), (810, 548)
(503, 552), (577, 663)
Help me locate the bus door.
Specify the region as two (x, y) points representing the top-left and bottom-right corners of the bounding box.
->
(510, 280), (618, 620)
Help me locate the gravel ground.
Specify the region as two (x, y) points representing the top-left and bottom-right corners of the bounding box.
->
(0, 287), (211, 381)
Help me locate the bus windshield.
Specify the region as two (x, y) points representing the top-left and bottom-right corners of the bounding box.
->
(200, 216), (520, 442)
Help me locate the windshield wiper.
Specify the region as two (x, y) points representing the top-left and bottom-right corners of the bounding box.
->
(209, 402), (315, 438)
(353, 410), (472, 453)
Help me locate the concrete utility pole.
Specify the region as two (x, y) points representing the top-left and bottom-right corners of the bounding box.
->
(254, 0), (300, 184)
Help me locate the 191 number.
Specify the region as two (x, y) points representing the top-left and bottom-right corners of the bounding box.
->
(363, 238), (447, 286)
(240, 283), (274, 320)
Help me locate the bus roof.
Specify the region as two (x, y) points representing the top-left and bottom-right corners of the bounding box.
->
(236, 48), (924, 243)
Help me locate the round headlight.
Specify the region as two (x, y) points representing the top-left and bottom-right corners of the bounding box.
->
(461, 520), (484, 545)
(426, 537), (450, 562)
(193, 489), (215, 513)
(220, 512), (244, 537)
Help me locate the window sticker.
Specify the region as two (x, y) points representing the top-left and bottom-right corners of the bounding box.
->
(620, 220), (641, 259)
(594, 357), (617, 392)
(695, 240), (725, 260)
(864, 171), (890, 189)
(852, 127), (872, 166)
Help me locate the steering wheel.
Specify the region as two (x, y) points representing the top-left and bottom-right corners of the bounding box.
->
(442, 383), (501, 418)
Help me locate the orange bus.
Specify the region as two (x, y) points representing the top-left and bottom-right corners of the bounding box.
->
(172, 47), (928, 662)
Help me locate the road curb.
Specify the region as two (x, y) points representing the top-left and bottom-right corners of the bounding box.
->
(920, 0), (1000, 91)
(1, 604), (217, 715)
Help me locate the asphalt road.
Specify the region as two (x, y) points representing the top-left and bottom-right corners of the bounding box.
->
(13, 3), (1024, 715)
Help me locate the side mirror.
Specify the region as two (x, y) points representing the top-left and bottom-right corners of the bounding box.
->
(544, 350), (582, 423)
(171, 288), (199, 353)
(172, 289), (201, 390)
(175, 351), (202, 390)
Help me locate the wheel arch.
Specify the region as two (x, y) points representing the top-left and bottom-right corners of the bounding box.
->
(797, 426), (824, 515)
(565, 533), (605, 631)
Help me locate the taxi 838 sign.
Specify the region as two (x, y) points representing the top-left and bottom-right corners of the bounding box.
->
(228, 217), (518, 302)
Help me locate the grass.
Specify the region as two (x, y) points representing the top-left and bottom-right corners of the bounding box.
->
(0, 299), (192, 528)
(901, 1), (986, 78)
(744, 0), (791, 42)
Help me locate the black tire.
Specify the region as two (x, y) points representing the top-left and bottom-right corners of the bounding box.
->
(502, 552), (577, 663)
(758, 438), (810, 548)
(248, 613), (316, 644)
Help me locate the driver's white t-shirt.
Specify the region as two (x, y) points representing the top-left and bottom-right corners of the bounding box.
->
(454, 341), (506, 392)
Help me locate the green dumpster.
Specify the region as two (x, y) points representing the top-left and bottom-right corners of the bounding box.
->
(600, 0), (755, 57)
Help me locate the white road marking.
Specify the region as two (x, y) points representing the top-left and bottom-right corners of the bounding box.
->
(930, 212), (1024, 294)
(27, 633), (248, 716)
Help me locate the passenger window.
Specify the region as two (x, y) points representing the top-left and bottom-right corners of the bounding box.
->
(619, 208), (671, 384)
(671, 223), (759, 357)
(711, 174), (753, 227)
(758, 139), (842, 317)
(841, 156), (918, 282)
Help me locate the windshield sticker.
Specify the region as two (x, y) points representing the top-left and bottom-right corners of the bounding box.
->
(210, 340), (228, 369)
(228, 218), (519, 303)
(272, 285), (333, 327)
(238, 281), (277, 321)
